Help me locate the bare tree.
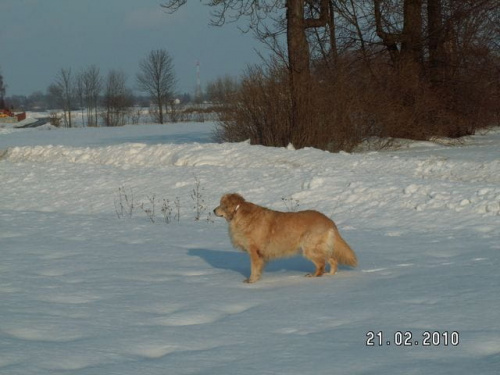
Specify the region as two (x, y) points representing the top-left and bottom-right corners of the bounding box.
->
(374, 0), (423, 75)
(161, 1), (332, 148)
(0, 69), (6, 109)
(205, 75), (239, 104)
(52, 68), (74, 127)
(78, 65), (102, 127)
(136, 49), (176, 124)
(75, 73), (86, 126)
(165, 0), (500, 148)
(103, 70), (132, 126)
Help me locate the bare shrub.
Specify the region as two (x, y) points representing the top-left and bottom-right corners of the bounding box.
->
(128, 108), (143, 125)
(160, 197), (181, 223)
(206, 75), (240, 104)
(161, 198), (173, 223)
(309, 59), (378, 151)
(140, 195), (156, 223)
(191, 176), (207, 221)
(103, 70), (133, 127)
(353, 55), (499, 141)
(168, 100), (181, 123)
(174, 197), (181, 222)
(214, 49), (499, 152)
(214, 62), (292, 147)
(114, 186), (135, 219)
(214, 59), (373, 152)
(49, 111), (62, 127)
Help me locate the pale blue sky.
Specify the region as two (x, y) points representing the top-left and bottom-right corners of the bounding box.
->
(0, 0), (268, 97)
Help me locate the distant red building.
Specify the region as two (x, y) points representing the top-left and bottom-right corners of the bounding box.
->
(0, 109), (26, 122)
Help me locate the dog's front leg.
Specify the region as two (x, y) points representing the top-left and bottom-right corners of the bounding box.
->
(245, 246), (265, 283)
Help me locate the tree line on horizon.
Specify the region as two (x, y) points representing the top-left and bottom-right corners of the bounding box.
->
(1, 49), (216, 127)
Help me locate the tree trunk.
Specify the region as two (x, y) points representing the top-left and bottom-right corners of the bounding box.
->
(328, 0), (338, 65)
(402, 0), (423, 87)
(286, 0), (312, 147)
(374, 0), (401, 64)
(159, 100), (164, 124)
(427, 0), (445, 86)
(401, 0), (423, 66)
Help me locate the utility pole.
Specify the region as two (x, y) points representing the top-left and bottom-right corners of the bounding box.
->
(195, 60), (202, 103)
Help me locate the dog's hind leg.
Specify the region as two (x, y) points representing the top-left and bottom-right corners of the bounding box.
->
(303, 232), (332, 277)
(245, 246), (265, 283)
(328, 257), (338, 275)
(303, 246), (326, 277)
(305, 257), (326, 277)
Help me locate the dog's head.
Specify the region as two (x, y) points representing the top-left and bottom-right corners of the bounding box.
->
(213, 193), (245, 221)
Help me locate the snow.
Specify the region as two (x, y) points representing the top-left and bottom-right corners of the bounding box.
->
(1, 123), (499, 374)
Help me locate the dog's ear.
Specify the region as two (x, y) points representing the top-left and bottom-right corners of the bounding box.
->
(222, 193), (245, 209)
(230, 193), (245, 203)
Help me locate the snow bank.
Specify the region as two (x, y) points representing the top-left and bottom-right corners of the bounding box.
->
(3, 139), (499, 221)
(3, 141), (334, 169)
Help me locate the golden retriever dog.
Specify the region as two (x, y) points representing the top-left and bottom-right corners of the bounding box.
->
(214, 193), (358, 283)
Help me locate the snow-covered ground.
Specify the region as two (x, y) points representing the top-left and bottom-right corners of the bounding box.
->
(1, 123), (499, 374)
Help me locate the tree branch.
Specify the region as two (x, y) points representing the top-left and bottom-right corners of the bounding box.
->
(304, 0), (329, 29)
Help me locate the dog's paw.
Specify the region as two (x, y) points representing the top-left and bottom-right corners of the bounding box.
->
(243, 278), (258, 283)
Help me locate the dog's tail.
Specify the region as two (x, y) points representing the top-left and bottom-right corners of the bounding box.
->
(332, 228), (358, 267)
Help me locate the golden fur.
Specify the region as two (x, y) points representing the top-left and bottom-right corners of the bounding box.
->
(214, 193), (358, 283)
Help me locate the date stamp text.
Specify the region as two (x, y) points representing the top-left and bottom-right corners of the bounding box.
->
(366, 331), (460, 347)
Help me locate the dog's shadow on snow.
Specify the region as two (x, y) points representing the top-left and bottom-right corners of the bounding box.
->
(188, 248), (314, 277)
